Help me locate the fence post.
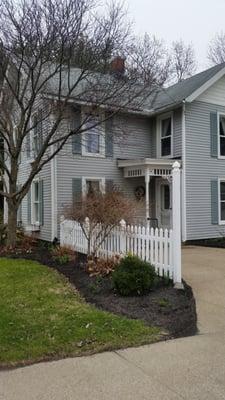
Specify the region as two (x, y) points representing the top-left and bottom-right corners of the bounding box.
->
(172, 161), (183, 289)
(119, 219), (126, 255)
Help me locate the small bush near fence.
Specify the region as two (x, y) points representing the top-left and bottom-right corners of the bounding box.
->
(51, 245), (76, 265)
(87, 255), (121, 277)
(112, 255), (157, 296)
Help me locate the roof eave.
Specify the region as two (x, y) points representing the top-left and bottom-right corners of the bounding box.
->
(185, 66), (225, 103)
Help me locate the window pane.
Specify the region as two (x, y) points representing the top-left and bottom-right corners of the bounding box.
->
(220, 137), (225, 156)
(221, 202), (225, 221)
(86, 180), (100, 196)
(86, 132), (100, 153)
(34, 182), (39, 201)
(220, 117), (225, 136)
(220, 182), (225, 201)
(161, 137), (171, 156)
(161, 118), (171, 138)
(34, 203), (39, 222)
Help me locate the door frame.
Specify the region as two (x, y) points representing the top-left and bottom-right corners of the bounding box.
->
(155, 178), (172, 228)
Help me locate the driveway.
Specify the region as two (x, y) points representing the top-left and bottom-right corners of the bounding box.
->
(1, 246), (225, 400)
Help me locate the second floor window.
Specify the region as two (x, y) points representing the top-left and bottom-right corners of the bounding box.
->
(160, 116), (172, 157)
(219, 115), (225, 156)
(84, 115), (102, 156)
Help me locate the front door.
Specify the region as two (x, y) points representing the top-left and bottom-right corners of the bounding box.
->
(156, 180), (171, 228)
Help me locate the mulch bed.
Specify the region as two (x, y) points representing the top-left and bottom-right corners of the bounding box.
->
(2, 245), (197, 340)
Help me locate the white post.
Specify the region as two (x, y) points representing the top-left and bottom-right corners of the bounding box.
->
(119, 219), (126, 255)
(172, 161), (183, 289)
(145, 168), (150, 222)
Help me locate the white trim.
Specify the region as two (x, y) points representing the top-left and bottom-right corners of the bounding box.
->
(118, 158), (179, 168)
(31, 178), (40, 226)
(155, 178), (171, 228)
(186, 66), (225, 102)
(218, 178), (225, 225)
(181, 101), (187, 241)
(51, 147), (58, 240)
(81, 108), (105, 158)
(217, 112), (225, 159)
(156, 111), (173, 159)
(81, 177), (106, 196)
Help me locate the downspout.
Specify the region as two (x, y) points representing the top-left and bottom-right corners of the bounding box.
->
(51, 148), (58, 241)
(181, 100), (187, 242)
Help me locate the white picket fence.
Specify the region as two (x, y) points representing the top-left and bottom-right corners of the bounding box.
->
(60, 219), (175, 280)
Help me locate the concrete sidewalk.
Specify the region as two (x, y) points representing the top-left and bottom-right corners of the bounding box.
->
(1, 246), (225, 400)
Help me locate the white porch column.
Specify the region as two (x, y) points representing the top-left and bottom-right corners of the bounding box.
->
(145, 168), (150, 221)
(172, 161), (183, 289)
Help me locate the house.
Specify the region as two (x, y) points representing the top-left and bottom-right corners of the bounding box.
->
(13, 62), (225, 242)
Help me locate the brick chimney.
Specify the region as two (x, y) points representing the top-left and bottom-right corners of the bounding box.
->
(110, 56), (125, 76)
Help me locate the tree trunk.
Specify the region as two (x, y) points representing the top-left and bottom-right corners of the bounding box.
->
(7, 199), (18, 247)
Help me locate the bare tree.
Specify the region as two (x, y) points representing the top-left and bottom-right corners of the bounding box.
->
(208, 32), (225, 65)
(65, 189), (136, 256)
(128, 33), (170, 86)
(0, 0), (164, 247)
(170, 40), (196, 82)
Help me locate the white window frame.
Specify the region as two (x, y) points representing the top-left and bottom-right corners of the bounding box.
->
(31, 179), (40, 226)
(26, 111), (42, 162)
(218, 178), (225, 225)
(217, 112), (225, 159)
(157, 112), (173, 158)
(82, 177), (105, 196)
(82, 108), (105, 158)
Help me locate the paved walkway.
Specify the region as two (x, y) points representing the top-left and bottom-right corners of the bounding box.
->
(1, 246), (225, 400)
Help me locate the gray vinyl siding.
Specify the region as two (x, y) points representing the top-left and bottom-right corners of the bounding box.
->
(185, 100), (225, 240)
(56, 112), (155, 233)
(173, 108), (182, 158)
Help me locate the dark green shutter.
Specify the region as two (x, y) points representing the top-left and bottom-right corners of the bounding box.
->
(26, 132), (31, 158)
(39, 180), (44, 226)
(17, 185), (22, 223)
(210, 112), (218, 158)
(38, 110), (43, 149)
(105, 179), (114, 192)
(72, 178), (82, 204)
(211, 180), (218, 224)
(72, 108), (82, 154)
(27, 189), (31, 224)
(105, 115), (114, 157)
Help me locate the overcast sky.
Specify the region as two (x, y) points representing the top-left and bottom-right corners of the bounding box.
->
(128, 0), (225, 71)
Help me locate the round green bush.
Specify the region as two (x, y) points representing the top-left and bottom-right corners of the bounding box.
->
(112, 255), (157, 296)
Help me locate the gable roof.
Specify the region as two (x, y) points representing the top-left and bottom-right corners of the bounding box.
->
(147, 62), (225, 113)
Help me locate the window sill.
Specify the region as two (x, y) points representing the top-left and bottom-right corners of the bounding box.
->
(82, 152), (105, 158)
(25, 224), (40, 232)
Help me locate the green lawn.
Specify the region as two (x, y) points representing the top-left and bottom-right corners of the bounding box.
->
(0, 258), (160, 367)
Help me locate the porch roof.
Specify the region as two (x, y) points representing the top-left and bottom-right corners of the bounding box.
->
(117, 158), (181, 178)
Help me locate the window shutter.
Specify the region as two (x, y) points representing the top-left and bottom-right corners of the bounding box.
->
(72, 108), (82, 154)
(72, 178), (82, 204)
(38, 110), (43, 149)
(17, 185), (22, 223)
(27, 189), (31, 224)
(211, 180), (218, 224)
(39, 180), (44, 226)
(105, 179), (114, 192)
(105, 115), (114, 157)
(26, 132), (31, 159)
(210, 112), (218, 158)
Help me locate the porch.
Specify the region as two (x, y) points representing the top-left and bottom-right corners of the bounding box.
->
(117, 158), (182, 230)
